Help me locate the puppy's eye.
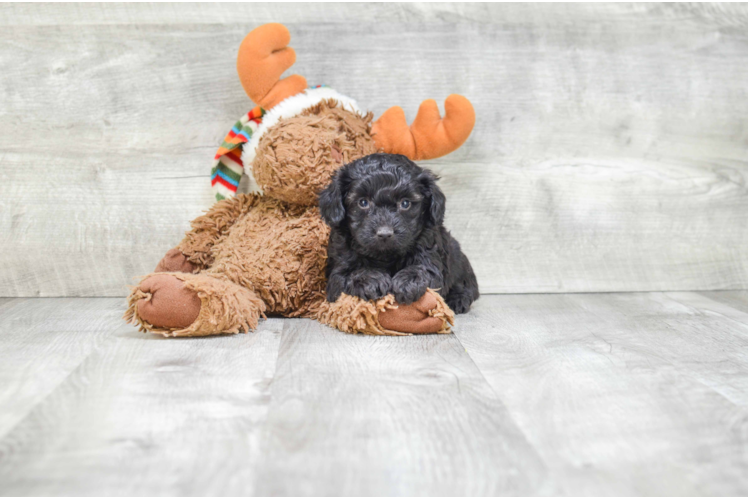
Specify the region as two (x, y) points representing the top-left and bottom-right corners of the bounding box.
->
(358, 198), (370, 209)
(400, 199), (411, 210)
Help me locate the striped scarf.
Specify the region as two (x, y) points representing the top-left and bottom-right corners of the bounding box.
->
(210, 106), (265, 201)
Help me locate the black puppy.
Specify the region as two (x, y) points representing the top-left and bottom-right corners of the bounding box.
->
(319, 153), (479, 314)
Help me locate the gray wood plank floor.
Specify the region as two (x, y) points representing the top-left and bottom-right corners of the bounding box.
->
(1, 293), (747, 495)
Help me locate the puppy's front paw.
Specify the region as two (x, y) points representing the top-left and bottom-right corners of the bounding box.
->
(392, 271), (428, 305)
(347, 269), (392, 301)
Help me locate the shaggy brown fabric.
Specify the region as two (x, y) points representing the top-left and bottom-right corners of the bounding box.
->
(316, 289), (453, 336)
(178, 194), (259, 269)
(125, 271), (266, 337)
(205, 195), (330, 317)
(124, 99), (456, 337)
(252, 100), (377, 206)
(124, 194), (454, 336)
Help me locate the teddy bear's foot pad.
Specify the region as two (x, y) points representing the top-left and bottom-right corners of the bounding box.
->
(378, 292), (449, 334)
(125, 272), (267, 337)
(135, 275), (201, 329)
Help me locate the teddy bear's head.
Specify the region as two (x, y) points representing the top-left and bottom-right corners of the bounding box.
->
(252, 100), (376, 206)
(210, 23), (476, 206)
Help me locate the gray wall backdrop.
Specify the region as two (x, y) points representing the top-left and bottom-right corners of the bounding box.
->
(1, 3), (747, 297)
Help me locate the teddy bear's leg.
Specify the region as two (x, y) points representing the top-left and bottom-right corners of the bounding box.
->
(124, 272), (266, 337)
(314, 289), (454, 336)
(178, 194), (260, 269)
(144, 194), (259, 279)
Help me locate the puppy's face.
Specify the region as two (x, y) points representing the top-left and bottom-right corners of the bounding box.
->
(320, 154), (446, 260)
(345, 170), (425, 257)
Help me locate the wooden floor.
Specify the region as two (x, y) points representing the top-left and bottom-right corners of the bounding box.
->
(0, 292), (745, 496)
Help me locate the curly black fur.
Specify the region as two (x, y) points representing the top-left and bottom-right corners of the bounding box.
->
(319, 153), (479, 314)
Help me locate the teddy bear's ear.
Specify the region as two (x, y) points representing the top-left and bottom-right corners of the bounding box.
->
(372, 94), (475, 161)
(319, 169), (347, 228)
(237, 23), (308, 109)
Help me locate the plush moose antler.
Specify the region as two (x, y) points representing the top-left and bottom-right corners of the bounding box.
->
(236, 23), (308, 109)
(372, 94), (476, 160)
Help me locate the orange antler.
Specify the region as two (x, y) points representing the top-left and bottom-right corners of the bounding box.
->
(372, 94), (475, 160)
(236, 23), (308, 109)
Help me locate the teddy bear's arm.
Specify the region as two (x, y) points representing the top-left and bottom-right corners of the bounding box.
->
(176, 194), (260, 270)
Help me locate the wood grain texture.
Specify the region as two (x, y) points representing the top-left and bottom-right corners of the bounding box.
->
(700, 290), (748, 316)
(2, 294), (748, 495)
(0, 309), (284, 496)
(0, 298), (123, 439)
(0, 301), (545, 495)
(4, 3), (748, 28)
(252, 319), (546, 496)
(455, 292), (748, 495)
(1, 3), (748, 296)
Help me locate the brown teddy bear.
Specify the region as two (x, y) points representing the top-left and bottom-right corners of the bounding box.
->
(124, 23), (475, 337)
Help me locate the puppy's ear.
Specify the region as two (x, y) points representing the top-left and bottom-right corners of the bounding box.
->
(419, 169), (446, 226)
(319, 169), (347, 228)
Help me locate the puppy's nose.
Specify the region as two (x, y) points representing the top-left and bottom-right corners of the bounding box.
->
(376, 226), (394, 240)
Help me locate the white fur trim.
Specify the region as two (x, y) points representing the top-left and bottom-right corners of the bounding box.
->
(238, 87), (360, 195)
